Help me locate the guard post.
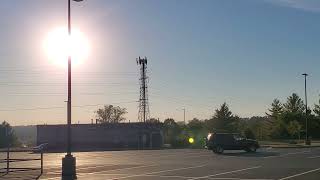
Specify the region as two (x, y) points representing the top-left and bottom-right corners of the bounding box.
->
(6, 126), (9, 174)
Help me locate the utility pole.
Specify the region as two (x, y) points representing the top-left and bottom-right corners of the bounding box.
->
(302, 73), (309, 145)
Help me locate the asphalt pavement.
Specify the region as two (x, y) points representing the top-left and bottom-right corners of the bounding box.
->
(1, 147), (320, 180)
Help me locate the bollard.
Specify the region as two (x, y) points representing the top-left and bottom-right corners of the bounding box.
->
(6, 126), (9, 174)
(41, 151), (43, 174)
(6, 146), (9, 174)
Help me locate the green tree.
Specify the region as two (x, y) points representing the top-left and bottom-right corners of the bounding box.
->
(146, 118), (160, 123)
(310, 96), (320, 138)
(208, 103), (238, 132)
(287, 120), (302, 139)
(163, 118), (178, 144)
(245, 116), (270, 140)
(270, 117), (288, 139)
(187, 118), (207, 148)
(265, 99), (284, 139)
(314, 96), (320, 117)
(283, 93), (304, 114)
(271, 93), (305, 139)
(308, 115), (320, 139)
(283, 93), (305, 127)
(187, 118), (203, 134)
(266, 99), (283, 118)
(163, 118), (178, 129)
(244, 128), (255, 139)
(163, 118), (186, 147)
(234, 118), (248, 135)
(95, 105), (127, 123)
(0, 121), (20, 148)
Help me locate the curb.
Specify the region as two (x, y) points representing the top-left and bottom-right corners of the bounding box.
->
(261, 145), (320, 149)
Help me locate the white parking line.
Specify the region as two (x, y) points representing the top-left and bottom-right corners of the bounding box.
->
(42, 164), (156, 180)
(42, 177), (61, 180)
(208, 178), (272, 180)
(144, 175), (273, 180)
(307, 155), (320, 159)
(46, 164), (113, 174)
(80, 164), (156, 175)
(109, 163), (208, 180)
(278, 167), (320, 180)
(263, 150), (310, 159)
(165, 152), (209, 157)
(131, 174), (193, 179)
(46, 163), (128, 174)
(184, 154), (213, 159)
(188, 166), (261, 180)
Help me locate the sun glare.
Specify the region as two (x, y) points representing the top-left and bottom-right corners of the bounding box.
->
(44, 27), (90, 67)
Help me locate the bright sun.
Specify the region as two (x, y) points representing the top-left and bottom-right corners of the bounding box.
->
(44, 27), (90, 67)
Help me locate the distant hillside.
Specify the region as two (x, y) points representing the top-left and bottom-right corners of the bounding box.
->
(13, 126), (36, 146)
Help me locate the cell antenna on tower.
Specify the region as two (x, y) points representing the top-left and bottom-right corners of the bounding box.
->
(137, 56), (150, 123)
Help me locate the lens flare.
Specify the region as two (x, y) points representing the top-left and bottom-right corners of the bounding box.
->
(188, 137), (194, 144)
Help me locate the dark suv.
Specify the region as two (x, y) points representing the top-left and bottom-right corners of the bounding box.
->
(205, 133), (259, 154)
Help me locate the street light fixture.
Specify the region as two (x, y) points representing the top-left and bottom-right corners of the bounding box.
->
(302, 73), (309, 145)
(62, 0), (83, 179)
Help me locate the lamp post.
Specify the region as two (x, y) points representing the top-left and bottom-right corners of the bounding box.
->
(182, 108), (186, 125)
(302, 73), (309, 145)
(62, 0), (83, 179)
(176, 108), (186, 124)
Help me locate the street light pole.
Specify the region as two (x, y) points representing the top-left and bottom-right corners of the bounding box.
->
(67, 0), (72, 157)
(183, 108), (186, 125)
(62, 0), (83, 178)
(302, 73), (309, 145)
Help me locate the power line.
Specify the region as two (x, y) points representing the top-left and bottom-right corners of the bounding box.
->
(0, 69), (137, 75)
(0, 82), (139, 87)
(5, 92), (139, 96)
(0, 100), (138, 112)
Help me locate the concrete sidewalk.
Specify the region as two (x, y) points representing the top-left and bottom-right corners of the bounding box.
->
(260, 141), (320, 148)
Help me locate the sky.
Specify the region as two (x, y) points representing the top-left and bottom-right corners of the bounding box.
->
(1, 0), (320, 126)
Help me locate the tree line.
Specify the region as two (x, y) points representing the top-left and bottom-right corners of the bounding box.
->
(161, 93), (320, 148)
(2, 92), (320, 148)
(94, 93), (320, 147)
(0, 121), (19, 148)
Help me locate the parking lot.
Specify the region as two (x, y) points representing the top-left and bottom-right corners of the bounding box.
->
(1, 147), (320, 180)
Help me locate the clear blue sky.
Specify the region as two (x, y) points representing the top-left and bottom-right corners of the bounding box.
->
(1, 0), (320, 125)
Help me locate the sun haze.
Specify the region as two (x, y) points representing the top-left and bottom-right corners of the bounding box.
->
(43, 27), (90, 67)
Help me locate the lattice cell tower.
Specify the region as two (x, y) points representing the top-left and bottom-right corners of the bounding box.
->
(136, 56), (150, 123)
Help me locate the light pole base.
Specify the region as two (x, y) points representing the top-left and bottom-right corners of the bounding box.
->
(62, 154), (77, 179)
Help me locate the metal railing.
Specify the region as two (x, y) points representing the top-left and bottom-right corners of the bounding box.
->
(0, 148), (43, 176)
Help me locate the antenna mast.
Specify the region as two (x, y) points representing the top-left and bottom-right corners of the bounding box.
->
(137, 57), (150, 123)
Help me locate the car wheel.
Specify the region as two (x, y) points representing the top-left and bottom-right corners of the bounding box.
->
(216, 146), (224, 154)
(212, 148), (217, 153)
(248, 145), (257, 152)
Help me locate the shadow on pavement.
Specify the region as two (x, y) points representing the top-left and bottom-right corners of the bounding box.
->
(222, 151), (279, 157)
(0, 170), (42, 180)
(0, 172), (6, 177)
